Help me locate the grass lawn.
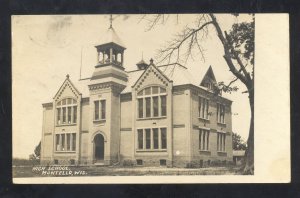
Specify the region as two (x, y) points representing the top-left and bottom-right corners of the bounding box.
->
(13, 165), (243, 178)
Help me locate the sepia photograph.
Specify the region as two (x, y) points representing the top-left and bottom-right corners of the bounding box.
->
(11, 13), (289, 183)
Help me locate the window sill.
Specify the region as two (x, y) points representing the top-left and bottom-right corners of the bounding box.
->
(199, 150), (211, 155)
(217, 122), (226, 126)
(198, 117), (210, 121)
(136, 149), (167, 152)
(56, 123), (77, 127)
(217, 151), (227, 156)
(137, 116), (167, 121)
(55, 151), (76, 153)
(93, 119), (106, 124)
(199, 150), (210, 152)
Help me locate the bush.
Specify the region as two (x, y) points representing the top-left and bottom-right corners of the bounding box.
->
(122, 160), (134, 167)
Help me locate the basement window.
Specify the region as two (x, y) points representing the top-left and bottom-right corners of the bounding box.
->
(70, 159), (75, 165)
(160, 159), (166, 166)
(136, 159), (143, 166)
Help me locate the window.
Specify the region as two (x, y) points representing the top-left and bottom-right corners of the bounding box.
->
(138, 129), (143, 149)
(136, 159), (143, 165)
(137, 86), (167, 119)
(138, 98), (143, 118)
(55, 133), (76, 152)
(94, 100), (106, 120)
(161, 95), (166, 116)
(145, 98), (151, 118)
(198, 97), (209, 119)
(217, 132), (226, 152)
(217, 103), (225, 123)
(153, 128), (159, 149)
(160, 159), (167, 166)
(56, 98), (77, 125)
(137, 128), (167, 150)
(161, 128), (167, 149)
(101, 100), (106, 119)
(153, 96), (159, 117)
(199, 129), (210, 151)
(145, 129), (151, 149)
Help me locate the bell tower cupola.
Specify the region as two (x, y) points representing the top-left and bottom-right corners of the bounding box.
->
(95, 15), (126, 69)
(87, 15), (128, 165)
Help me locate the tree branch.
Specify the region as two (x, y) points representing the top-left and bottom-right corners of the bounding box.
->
(208, 13), (250, 88)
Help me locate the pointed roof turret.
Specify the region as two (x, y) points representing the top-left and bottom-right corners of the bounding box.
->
(136, 53), (148, 70)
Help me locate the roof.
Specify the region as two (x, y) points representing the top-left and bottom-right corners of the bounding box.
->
(48, 63), (232, 102)
(98, 27), (125, 48)
(136, 59), (148, 66)
(233, 150), (246, 157)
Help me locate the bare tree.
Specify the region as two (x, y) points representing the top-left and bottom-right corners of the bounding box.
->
(141, 14), (254, 174)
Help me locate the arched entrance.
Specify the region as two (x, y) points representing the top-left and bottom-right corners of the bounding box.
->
(94, 134), (104, 161)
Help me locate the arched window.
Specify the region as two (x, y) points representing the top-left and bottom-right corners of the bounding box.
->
(137, 86), (167, 119)
(56, 98), (77, 125)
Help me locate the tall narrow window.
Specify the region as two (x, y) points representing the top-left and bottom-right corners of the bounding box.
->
(138, 98), (143, 118)
(94, 101), (99, 120)
(73, 106), (77, 123)
(57, 108), (61, 125)
(153, 96), (159, 117)
(94, 100), (106, 120)
(161, 128), (167, 149)
(67, 107), (72, 124)
(153, 128), (159, 149)
(61, 134), (65, 151)
(145, 129), (151, 149)
(199, 129), (210, 151)
(138, 129), (143, 149)
(217, 133), (226, 151)
(161, 95), (166, 116)
(145, 97), (151, 118)
(67, 133), (71, 151)
(72, 133), (76, 151)
(62, 107), (66, 124)
(101, 100), (106, 119)
(198, 97), (209, 119)
(55, 134), (60, 151)
(217, 103), (225, 123)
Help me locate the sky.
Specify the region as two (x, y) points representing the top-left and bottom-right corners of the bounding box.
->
(12, 14), (252, 159)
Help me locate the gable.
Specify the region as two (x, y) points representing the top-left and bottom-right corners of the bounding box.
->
(53, 76), (81, 101)
(133, 64), (171, 92)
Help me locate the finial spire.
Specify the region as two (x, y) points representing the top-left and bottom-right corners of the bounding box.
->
(142, 52), (144, 60)
(109, 14), (113, 29)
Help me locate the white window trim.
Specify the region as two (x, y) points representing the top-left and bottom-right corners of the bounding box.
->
(55, 132), (76, 152)
(93, 99), (106, 121)
(56, 98), (77, 126)
(217, 132), (226, 152)
(199, 129), (210, 151)
(137, 86), (167, 119)
(198, 96), (210, 120)
(217, 103), (226, 124)
(136, 127), (168, 151)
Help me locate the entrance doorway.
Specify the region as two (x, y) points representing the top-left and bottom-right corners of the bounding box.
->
(94, 134), (104, 161)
